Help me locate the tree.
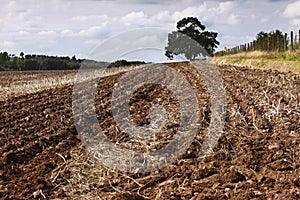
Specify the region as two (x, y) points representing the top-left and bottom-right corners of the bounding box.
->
(20, 52), (24, 59)
(0, 52), (9, 64)
(18, 52), (25, 70)
(165, 17), (220, 60)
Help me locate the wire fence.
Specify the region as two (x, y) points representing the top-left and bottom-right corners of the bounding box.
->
(216, 30), (300, 56)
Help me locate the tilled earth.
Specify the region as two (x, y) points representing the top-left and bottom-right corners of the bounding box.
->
(0, 62), (300, 199)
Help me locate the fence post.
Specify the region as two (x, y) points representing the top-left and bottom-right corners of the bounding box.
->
(267, 36), (270, 51)
(284, 33), (287, 51)
(294, 33), (297, 49)
(276, 34), (280, 52)
(298, 29), (300, 49)
(255, 40), (258, 50)
(271, 35), (274, 51)
(291, 31), (294, 50)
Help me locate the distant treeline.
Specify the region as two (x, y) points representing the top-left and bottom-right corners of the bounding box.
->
(107, 60), (146, 68)
(0, 52), (146, 71)
(0, 52), (82, 71)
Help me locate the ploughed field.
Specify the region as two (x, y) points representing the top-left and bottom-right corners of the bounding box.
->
(0, 62), (300, 199)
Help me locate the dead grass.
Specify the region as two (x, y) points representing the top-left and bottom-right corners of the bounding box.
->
(0, 64), (144, 102)
(213, 50), (300, 75)
(50, 145), (112, 199)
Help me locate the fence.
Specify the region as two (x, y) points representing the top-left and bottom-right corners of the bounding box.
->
(216, 30), (300, 56)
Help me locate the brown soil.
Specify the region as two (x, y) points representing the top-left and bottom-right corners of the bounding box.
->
(0, 62), (299, 199)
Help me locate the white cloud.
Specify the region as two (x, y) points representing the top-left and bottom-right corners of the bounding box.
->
(219, 35), (254, 48)
(218, 1), (236, 13)
(37, 30), (56, 36)
(150, 11), (170, 22)
(291, 18), (300, 26)
(71, 15), (108, 23)
(172, 4), (207, 21)
(1, 41), (16, 49)
(131, 34), (166, 48)
(260, 16), (269, 23)
(84, 39), (101, 45)
(120, 11), (147, 26)
(78, 24), (107, 37)
(6, 1), (16, 9)
(90, 28), (169, 61)
(71, 15), (88, 21)
(283, 0), (300, 18)
(14, 30), (31, 36)
(60, 29), (75, 36)
(227, 14), (240, 25)
(170, 2), (240, 26)
(283, 0), (300, 27)
(250, 14), (258, 19)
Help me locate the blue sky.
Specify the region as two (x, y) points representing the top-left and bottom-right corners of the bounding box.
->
(0, 0), (299, 61)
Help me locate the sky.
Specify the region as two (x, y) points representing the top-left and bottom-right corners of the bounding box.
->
(0, 0), (300, 62)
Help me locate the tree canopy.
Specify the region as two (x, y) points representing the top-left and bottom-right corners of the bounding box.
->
(165, 17), (220, 60)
